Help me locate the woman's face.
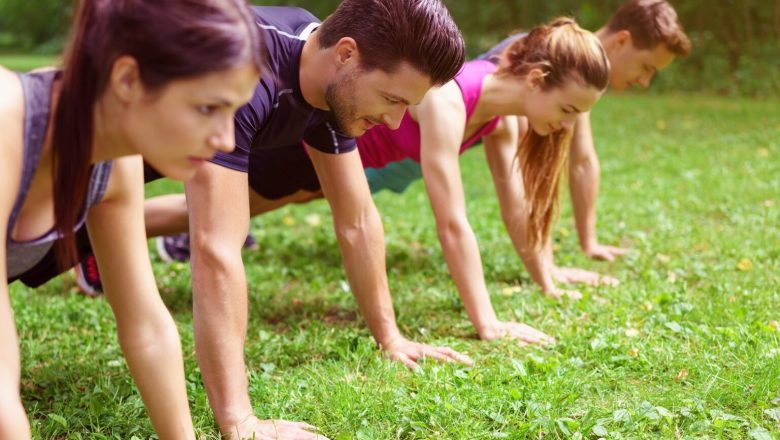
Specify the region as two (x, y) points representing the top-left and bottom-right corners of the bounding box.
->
(524, 76), (603, 136)
(124, 62), (259, 180)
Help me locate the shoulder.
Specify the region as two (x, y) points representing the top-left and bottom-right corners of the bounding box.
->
(99, 155), (144, 205)
(0, 67), (24, 142)
(412, 80), (465, 123)
(253, 6), (320, 40)
(0, 67), (25, 215)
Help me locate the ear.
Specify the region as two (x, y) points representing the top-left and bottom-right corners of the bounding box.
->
(614, 30), (633, 49)
(525, 68), (547, 90)
(108, 55), (143, 104)
(333, 37), (360, 67)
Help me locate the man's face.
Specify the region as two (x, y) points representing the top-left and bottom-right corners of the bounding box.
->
(325, 61), (433, 137)
(608, 32), (676, 90)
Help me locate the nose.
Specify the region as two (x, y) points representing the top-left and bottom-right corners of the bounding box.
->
(638, 72), (653, 88)
(382, 106), (407, 131)
(209, 116), (235, 153)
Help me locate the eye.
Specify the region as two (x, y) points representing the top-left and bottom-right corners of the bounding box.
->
(197, 105), (218, 115)
(561, 107), (572, 114)
(384, 96), (401, 105)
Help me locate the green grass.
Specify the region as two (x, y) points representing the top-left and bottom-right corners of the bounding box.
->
(9, 93), (780, 439)
(0, 54), (58, 72)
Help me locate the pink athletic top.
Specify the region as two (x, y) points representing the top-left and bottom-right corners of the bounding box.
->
(357, 60), (501, 168)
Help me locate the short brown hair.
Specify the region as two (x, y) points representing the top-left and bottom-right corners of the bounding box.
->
(317, 0), (465, 86)
(606, 0), (691, 56)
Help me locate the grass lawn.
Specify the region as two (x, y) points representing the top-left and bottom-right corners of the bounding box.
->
(0, 54), (58, 72)
(8, 91), (780, 438)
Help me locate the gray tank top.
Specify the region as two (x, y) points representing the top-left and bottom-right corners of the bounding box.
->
(6, 70), (113, 279)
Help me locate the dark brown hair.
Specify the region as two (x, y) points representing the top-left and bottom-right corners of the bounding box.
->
(53, 0), (264, 268)
(606, 0), (691, 56)
(317, 0), (465, 86)
(498, 17), (610, 248)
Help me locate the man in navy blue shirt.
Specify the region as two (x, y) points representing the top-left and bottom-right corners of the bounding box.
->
(182, 2), (466, 438)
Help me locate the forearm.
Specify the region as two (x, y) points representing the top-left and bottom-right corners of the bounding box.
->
(144, 194), (190, 237)
(0, 285), (31, 438)
(436, 221), (498, 335)
(501, 208), (557, 293)
(570, 159), (600, 251)
(0, 354), (29, 439)
(335, 205), (401, 347)
(115, 311), (194, 439)
(569, 113), (601, 252)
(190, 245), (252, 427)
(0, 396), (29, 439)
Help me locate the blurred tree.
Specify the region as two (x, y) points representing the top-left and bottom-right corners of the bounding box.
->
(0, 0), (776, 95)
(0, 0), (70, 51)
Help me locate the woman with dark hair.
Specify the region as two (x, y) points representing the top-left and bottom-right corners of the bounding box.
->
(1, 0), (263, 437)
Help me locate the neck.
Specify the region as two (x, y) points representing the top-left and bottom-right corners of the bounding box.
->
(476, 73), (530, 120)
(91, 92), (135, 163)
(595, 27), (617, 59)
(298, 31), (331, 110)
(595, 26), (609, 43)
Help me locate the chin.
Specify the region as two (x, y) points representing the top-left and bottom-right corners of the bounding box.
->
(611, 81), (628, 91)
(152, 162), (197, 182)
(342, 124), (365, 138)
(531, 125), (549, 136)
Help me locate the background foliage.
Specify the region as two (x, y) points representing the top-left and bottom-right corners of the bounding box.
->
(0, 0), (778, 96)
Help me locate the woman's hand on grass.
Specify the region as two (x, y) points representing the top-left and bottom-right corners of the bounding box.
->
(552, 266), (619, 287)
(380, 336), (474, 369)
(221, 415), (328, 440)
(478, 321), (556, 346)
(583, 243), (629, 261)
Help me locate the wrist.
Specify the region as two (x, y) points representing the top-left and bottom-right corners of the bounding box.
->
(475, 319), (503, 340)
(374, 327), (404, 350)
(218, 411), (255, 438)
(537, 270), (557, 293)
(580, 233), (598, 252)
(213, 399), (254, 429)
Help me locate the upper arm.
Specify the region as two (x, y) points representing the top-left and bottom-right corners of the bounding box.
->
(483, 116), (527, 210)
(0, 68), (25, 284)
(185, 161), (250, 255)
(570, 112), (596, 163)
(307, 146), (372, 226)
(417, 85), (468, 224)
(86, 156), (163, 317)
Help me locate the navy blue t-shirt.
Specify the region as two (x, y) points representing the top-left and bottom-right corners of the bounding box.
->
(477, 32), (527, 64)
(211, 6), (356, 172)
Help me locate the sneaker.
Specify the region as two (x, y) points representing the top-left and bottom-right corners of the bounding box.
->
(156, 232), (257, 263)
(75, 253), (103, 297)
(243, 233), (258, 251)
(156, 233), (191, 263)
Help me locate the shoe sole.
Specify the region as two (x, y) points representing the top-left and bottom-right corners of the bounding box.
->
(156, 236), (177, 263)
(74, 266), (101, 298)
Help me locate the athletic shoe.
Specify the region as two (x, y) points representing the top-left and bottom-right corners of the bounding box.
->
(75, 253), (103, 297)
(243, 233), (258, 251)
(156, 233), (191, 263)
(156, 232), (258, 263)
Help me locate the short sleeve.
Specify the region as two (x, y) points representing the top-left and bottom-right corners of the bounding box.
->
(209, 78), (274, 172)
